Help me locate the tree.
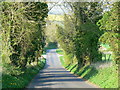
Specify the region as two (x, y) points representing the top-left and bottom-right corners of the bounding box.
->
(56, 2), (103, 67)
(97, 2), (120, 64)
(1, 2), (48, 69)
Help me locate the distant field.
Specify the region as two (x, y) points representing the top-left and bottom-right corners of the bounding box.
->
(47, 15), (64, 21)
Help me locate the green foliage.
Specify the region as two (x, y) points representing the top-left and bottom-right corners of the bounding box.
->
(97, 2), (120, 64)
(56, 2), (119, 88)
(3, 64), (23, 76)
(1, 2), (48, 68)
(74, 22), (102, 65)
(45, 23), (58, 42)
(64, 53), (74, 66)
(24, 2), (48, 21)
(1, 2), (48, 88)
(2, 59), (46, 88)
(57, 2), (119, 66)
(57, 16), (102, 66)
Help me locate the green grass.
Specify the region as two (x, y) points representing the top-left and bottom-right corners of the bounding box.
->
(59, 55), (118, 88)
(59, 56), (66, 67)
(2, 59), (46, 88)
(56, 49), (64, 55)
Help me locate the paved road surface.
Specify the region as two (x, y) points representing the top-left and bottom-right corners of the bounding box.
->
(27, 49), (98, 88)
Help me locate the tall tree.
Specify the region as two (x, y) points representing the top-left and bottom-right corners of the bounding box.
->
(97, 2), (120, 64)
(1, 2), (48, 68)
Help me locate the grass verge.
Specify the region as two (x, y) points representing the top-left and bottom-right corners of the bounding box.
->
(2, 59), (46, 88)
(59, 55), (118, 88)
(56, 49), (64, 55)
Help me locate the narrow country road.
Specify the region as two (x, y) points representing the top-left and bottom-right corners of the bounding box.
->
(27, 49), (98, 88)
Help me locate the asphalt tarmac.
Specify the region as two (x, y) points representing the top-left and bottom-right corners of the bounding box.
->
(27, 49), (99, 89)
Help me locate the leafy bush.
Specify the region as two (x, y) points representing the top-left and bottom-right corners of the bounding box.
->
(1, 2), (48, 68)
(2, 59), (46, 88)
(3, 64), (23, 76)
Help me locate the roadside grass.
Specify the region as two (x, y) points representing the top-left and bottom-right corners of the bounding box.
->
(56, 49), (64, 55)
(59, 54), (118, 88)
(2, 59), (46, 88)
(59, 56), (65, 67)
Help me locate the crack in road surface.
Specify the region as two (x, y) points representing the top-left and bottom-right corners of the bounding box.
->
(27, 49), (99, 88)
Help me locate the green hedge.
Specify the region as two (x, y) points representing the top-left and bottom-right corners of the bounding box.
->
(2, 59), (46, 89)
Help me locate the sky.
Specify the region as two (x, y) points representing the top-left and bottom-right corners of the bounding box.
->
(48, 4), (64, 15)
(48, 2), (69, 15)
